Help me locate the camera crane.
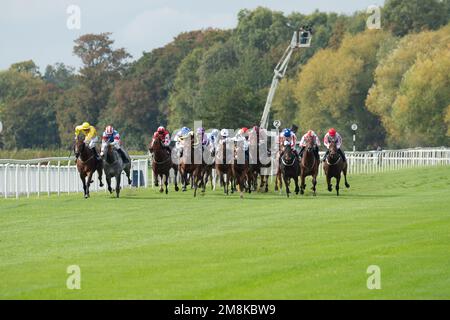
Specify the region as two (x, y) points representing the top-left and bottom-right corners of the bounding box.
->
(260, 26), (312, 130)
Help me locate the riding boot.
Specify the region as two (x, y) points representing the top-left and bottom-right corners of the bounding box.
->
(323, 150), (329, 162)
(338, 148), (347, 162)
(118, 148), (129, 163)
(299, 146), (305, 159)
(92, 147), (101, 162)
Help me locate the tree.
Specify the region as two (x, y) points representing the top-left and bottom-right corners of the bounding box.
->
(43, 63), (77, 90)
(9, 60), (41, 77)
(366, 24), (450, 147)
(0, 70), (59, 149)
(100, 79), (155, 149)
(294, 31), (393, 149)
(384, 0), (449, 36)
(388, 48), (450, 146)
(73, 33), (131, 123)
(54, 85), (93, 147)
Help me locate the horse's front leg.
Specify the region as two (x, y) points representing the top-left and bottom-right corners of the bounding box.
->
(284, 176), (290, 198)
(80, 173), (88, 198)
(86, 172), (94, 198)
(97, 166), (104, 187)
(165, 174), (169, 195)
(312, 174), (317, 196)
(159, 174), (164, 193)
(116, 174), (121, 198)
(173, 168), (179, 192)
(343, 164), (350, 188)
(326, 175), (332, 192)
(300, 174), (306, 195)
(336, 174), (341, 196)
(106, 175), (112, 194)
(294, 176), (300, 195)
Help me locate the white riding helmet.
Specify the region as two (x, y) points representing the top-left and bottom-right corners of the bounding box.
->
(220, 129), (229, 137)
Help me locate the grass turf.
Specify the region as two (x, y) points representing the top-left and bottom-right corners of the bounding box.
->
(0, 166), (449, 299)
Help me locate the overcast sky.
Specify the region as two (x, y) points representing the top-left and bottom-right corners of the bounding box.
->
(0, 0), (384, 71)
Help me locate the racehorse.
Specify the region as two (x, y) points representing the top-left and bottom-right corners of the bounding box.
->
(149, 136), (179, 194)
(215, 139), (233, 195)
(323, 140), (350, 196)
(279, 143), (300, 197)
(178, 133), (204, 197)
(74, 136), (103, 199)
(232, 141), (250, 199)
(101, 143), (131, 198)
(248, 127), (270, 193)
(300, 136), (319, 196)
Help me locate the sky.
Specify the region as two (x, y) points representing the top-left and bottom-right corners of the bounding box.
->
(0, 0), (384, 71)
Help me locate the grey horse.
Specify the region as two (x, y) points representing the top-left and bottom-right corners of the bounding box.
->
(101, 144), (132, 198)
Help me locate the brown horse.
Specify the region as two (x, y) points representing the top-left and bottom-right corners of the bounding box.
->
(280, 143), (300, 197)
(149, 137), (179, 194)
(215, 139), (233, 195)
(300, 136), (319, 196)
(74, 136), (103, 198)
(232, 141), (250, 199)
(248, 128), (270, 193)
(179, 134), (204, 197)
(323, 141), (350, 196)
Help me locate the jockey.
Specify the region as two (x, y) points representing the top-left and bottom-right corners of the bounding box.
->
(234, 127), (250, 161)
(196, 127), (209, 148)
(278, 128), (298, 161)
(75, 122), (100, 160)
(323, 128), (347, 162)
(174, 126), (191, 157)
(153, 126), (171, 154)
(279, 128), (297, 149)
(219, 129), (232, 144)
(101, 125), (129, 163)
(234, 127), (250, 151)
(299, 130), (321, 161)
(207, 129), (220, 151)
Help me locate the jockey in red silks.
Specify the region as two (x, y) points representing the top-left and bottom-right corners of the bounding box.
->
(153, 126), (171, 154)
(101, 125), (129, 163)
(323, 128), (347, 162)
(299, 130), (321, 161)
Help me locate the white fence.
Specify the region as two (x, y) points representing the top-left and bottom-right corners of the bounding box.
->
(1, 148), (449, 198)
(0, 156), (149, 199)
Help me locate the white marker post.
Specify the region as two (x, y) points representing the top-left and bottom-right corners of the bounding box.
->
(351, 123), (358, 152)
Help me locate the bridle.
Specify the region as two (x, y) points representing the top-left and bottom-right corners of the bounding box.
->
(326, 143), (342, 166)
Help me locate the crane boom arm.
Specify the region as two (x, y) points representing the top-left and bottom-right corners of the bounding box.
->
(259, 29), (312, 130)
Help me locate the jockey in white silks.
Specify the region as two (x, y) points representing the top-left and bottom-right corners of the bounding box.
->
(101, 125), (129, 163)
(174, 126), (191, 158)
(298, 130), (321, 161)
(323, 128), (347, 162)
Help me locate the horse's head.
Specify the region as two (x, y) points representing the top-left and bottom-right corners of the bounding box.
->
(305, 136), (315, 152)
(74, 136), (85, 158)
(328, 140), (338, 159)
(284, 143), (293, 161)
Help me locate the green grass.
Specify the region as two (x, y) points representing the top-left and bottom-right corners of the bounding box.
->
(1, 166), (449, 299)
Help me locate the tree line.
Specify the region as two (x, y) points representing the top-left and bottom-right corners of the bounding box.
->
(0, 0), (449, 151)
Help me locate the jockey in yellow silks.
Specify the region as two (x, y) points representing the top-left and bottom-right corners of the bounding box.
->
(75, 122), (100, 160)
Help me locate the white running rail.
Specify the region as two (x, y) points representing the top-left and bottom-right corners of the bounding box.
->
(1, 148), (449, 198)
(0, 156), (149, 199)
